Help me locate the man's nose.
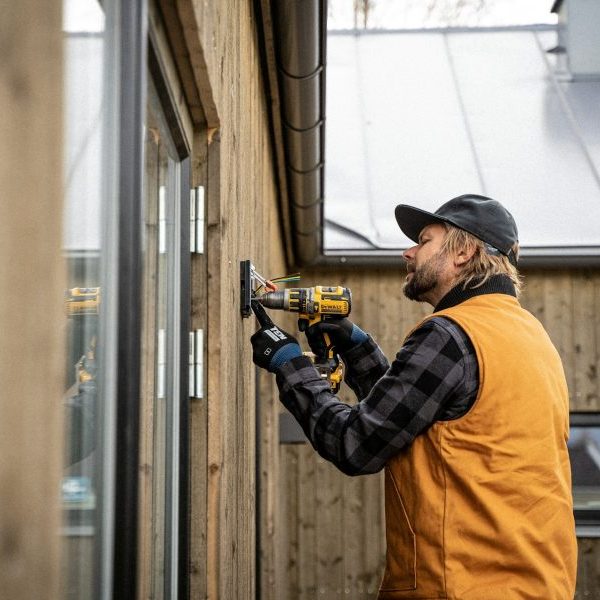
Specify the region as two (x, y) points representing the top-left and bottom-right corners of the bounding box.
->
(403, 245), (418, 261)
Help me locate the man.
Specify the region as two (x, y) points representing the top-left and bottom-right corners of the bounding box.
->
(250, 194), (577, 599)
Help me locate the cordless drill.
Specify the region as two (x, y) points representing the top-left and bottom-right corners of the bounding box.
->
(258, 286), (352, 393)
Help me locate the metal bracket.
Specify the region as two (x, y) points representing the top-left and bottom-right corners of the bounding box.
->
(240, 260), (253, 318)
(190, 185), (205, 254)
(190, 189), (196, 253)
(157, 328), (166, 399)
(159, 186), (166, 254)
(240, 259), (270, 318)
(189, 329), (204, 398)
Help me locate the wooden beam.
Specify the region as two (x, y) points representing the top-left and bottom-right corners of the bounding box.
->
(175, 0), (220, 129)
(157, 0), (206, 127)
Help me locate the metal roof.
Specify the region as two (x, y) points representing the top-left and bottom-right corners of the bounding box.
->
(324, 26), (600, 262)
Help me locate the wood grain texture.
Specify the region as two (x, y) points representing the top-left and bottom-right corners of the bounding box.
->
(174, 2), (289, 598)
(571, 272), (598, 410)
(189, 127), (209, 599)
(576, 538), (600, 599)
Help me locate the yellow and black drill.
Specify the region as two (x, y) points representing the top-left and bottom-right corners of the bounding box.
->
(258, 286), (351, 393)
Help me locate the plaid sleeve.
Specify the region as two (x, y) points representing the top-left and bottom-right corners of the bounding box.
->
(340, 336), (390, 399)
(275, 317), (478, 476)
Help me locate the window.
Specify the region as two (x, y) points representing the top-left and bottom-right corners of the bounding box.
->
(137, 73), (190, 599)
(569, 414), (600, 536)
(61, 2), (191, 596)
(61, 0), (119, 597)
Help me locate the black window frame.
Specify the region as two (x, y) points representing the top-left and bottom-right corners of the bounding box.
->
(113, 2), (192, 598)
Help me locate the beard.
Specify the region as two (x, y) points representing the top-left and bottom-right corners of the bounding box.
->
(403, 251), (446, 301)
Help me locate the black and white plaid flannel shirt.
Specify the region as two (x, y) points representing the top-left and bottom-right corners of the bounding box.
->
(275, 275), (516, 476)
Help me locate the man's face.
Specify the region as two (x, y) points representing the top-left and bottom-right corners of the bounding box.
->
(402, 224), (452, 303)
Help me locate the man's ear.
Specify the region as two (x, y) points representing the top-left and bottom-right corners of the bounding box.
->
(453, 242), (477, 267)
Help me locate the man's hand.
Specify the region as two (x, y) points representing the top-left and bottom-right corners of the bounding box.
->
(304, 318), (368, 358)
(251, 301), (302, 372)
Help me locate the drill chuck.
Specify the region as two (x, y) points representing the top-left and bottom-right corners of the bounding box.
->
(258, 290), (288, 310)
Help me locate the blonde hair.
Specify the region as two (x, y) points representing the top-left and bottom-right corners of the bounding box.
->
(440, 225), (523, 296)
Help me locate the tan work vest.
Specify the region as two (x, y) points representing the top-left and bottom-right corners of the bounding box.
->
(378, 294), (577, 600)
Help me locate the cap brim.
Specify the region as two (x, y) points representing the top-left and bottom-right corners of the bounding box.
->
(394, 204), (449, 244)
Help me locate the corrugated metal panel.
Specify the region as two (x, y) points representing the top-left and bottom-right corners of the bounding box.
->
(325, 28), (600, 254)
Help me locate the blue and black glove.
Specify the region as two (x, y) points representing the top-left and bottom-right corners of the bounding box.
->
(251, 301), (302, 372)
(304, 318), (368, 358)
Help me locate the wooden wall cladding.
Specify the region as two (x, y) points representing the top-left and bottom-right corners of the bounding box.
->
(274, 267), (600, 599)
(173, 2), (289, 599)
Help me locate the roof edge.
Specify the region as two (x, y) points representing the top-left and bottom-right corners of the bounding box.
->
(315, 247), (600, 269)
(327, 23), (558, 36)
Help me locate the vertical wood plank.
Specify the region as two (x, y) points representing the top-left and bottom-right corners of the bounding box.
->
(277, 445), (296, 599)
(362, 473), (385, 598)
(571, 271), (598, 410)
(259, 376), (278, 599)
(0, 2), (64, 599)
(342, 474), (363, 598)
(315, 456), (344, 597)
(189, 120), (210, 597)
(205, 130), (222, 600)
(544, 271), (575, 402)
(520, 270), (544, 322)
(297, 446), (318, 599)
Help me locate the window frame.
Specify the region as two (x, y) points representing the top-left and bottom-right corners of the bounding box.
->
(141, 29), (192, 600)
(111, 6), (193, 592)
(111, 1), (148, 599)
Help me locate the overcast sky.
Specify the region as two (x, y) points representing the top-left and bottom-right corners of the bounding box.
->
(63, 0), (104, 33)
(328, 0), (557, 30)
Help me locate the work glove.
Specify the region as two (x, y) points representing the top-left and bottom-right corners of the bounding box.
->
(304, 318), (368, 358)
(251, 301), (302, 372)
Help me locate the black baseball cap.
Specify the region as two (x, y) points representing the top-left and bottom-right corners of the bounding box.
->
(395, 194), (519, 265)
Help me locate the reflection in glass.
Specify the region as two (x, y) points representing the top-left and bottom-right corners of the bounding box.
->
(138, 80), (182, 599)
(61, 0), (112, 598)
(568, 427), (600, 514)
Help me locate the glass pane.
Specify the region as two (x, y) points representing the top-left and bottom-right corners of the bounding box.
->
(61, 0), (117, 598)
(568, 427), (600, 513)
(139, 79), (182, 599)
